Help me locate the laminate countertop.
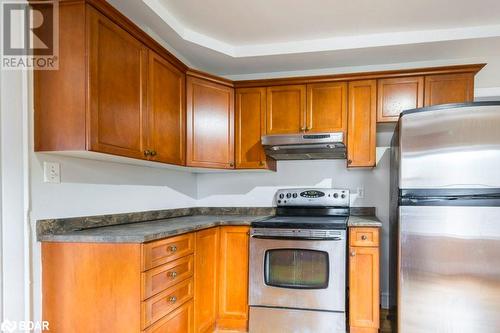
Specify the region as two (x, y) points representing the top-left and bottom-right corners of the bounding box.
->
(39, 213), (381, 243)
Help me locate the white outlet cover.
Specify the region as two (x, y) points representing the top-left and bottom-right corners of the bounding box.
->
(357, 187), (365, 199)
(43, 162), (60, 183)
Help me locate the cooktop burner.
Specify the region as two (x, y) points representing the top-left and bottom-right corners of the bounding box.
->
(252, 188), (350, 230)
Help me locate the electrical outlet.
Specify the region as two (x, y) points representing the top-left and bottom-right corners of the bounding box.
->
(357, 187), (365, 199)
(43, 162), (60, 183)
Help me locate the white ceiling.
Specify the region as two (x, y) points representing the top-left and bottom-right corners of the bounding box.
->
(108, 0), (500, 79)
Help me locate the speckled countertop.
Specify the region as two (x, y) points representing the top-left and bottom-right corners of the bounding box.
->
(37, 207), (381, 243)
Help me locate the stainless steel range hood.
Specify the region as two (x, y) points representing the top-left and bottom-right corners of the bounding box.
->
(261, 132), (346, 160)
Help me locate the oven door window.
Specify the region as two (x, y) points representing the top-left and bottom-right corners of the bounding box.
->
(264, 249), (329, 289)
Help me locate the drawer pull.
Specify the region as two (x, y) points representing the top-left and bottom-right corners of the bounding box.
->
(168, 296), (177, 304)
(168, 245), (177, 253)
(350, 251), (356, 257)
(361, 235), (367, 240)
(167, 271), (178, 279)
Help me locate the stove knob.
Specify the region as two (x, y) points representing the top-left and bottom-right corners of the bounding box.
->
(278, 200), (281, 204)
(279, 193), (284, 199)
(286, 193), (291, 198)
(333, 193), (338, 198)
(292, 193), (297, 198)
(341, 194), (346, 199)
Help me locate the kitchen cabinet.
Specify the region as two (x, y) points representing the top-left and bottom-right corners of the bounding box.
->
(186, 76), (235, 169)
(424, 73), (474, 106)
(218, 226), (250, 331)
(34, 2), (187, 165)
(377, 76), (424, 122)
(349, 227), (380, 333)
(194, 228), (220, 333)
(306, 82), (348, 134)
(147, 51), (186, 165)
(235, 88), (276, 170)
(266, 85), (306, 134)
(88, 6), (149, 159)
(347, 80), (377, 168)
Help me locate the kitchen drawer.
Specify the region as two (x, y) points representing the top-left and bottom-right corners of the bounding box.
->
(143, 233), (194, 270)
(142, 255), (194, 300)
(349, 227), (379, 247)
(143, 300), (194, 333)
(142, 278), (194, 329)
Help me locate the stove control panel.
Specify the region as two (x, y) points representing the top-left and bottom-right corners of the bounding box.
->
(275, 188), (349, 207)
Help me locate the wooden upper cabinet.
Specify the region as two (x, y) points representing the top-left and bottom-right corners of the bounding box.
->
(186, 76), (235, 168)
(87, 7), (149, 159)
(147, 51), (186, 165)
(218, 226), (250, 331)
(347, 80), (377, 168)
(266, 85), (306, 134)
(424, 73), (474, 106)
(194, 228), (219, 333)
(235, 88), (271, 169)
(306, 82), (347, 134)
(377, 76), (424, 122)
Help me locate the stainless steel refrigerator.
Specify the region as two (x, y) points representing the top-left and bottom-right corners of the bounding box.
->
(390, 102), (500, 333)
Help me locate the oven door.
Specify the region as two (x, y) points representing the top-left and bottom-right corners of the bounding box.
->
(249, 228), (346, 311)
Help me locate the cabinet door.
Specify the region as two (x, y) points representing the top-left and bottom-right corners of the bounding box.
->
(186, 76), (235, 168)
(218, 226), (250, 331)
(306, 82), (347, 134)
(347, 80), (377, 168)
(266, 85), (306, 134)
(235, 88), (270, 169)
(194, 228), (219, 333)
(144, 300), (194, 333)
(349, 246), (380, 331)
(148, 51), (185, 165)
(88, 7), (148, 159)
(424, 73), (474, 106)
(377, 76), (424, 122)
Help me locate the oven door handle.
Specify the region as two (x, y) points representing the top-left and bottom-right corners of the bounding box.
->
(251, 235), (343, 241)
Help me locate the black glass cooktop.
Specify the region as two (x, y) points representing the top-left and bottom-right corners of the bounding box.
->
(252, 215), (348, 230)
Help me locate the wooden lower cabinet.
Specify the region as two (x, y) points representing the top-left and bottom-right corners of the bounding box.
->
(218, 226), (250, 331)
(42, 226), (250, 333)
(195, 228), (220, 333)
(349, 227), (380, 333)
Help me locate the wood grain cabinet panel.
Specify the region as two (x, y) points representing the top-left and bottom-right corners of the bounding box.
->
(306, 82), (347, 134)
(218, 226), (250, 331)
(194, 228), (220, 333)
(377, 77), (424, 122)
(349, 245), (380, 332)
(235, 88), (275, 169)
(266, 85), (306, 134)
(186, 76), (235, 168)
(347, 80), (377, 168)
(143, 233), (195, 271)
(87, 7), (149, 159)
(143, 300), (194, 333)
(147, 51), (185, 165)
(424, 73), (474, 106)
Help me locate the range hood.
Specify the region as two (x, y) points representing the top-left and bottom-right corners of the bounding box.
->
(261, 132), (346, 160)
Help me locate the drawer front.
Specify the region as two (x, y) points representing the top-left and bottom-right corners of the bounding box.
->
(143, 233), (194, 270)
(350, 227), (379, 247)
(143, 300), (194, 333)
(142, 255), (194, 300)
(142, 278), (194, 329)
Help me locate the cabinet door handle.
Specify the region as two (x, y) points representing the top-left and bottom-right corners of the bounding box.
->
(168, 245), (177, 253)
(300, 127), (306, 131)
(347, 159), (353, 165)
(350, 251), (356, 257)
(150, 150), (157, 157)
(259, 161), (265, 167)
(144, 150), (151, 157)
(229, 162), (234, 167)
(167, 271), (178, 279)
(361, 235), (368, 240)
(168, 296), (177, 303)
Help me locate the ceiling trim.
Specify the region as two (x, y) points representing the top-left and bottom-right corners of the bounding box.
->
(143, 0), (500, 58)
